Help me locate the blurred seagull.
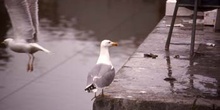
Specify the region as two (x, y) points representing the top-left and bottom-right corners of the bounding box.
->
(85, 40), (118, 100)
(2, 0), (50, 72)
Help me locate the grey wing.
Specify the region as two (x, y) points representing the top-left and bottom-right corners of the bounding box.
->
(95, 64), (115, 88)
(86, 64), (101, 86)
(26, 0), (38, 42)
(5, 0), (35, 41)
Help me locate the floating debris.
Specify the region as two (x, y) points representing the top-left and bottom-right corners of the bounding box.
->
(174, 55), (180, 58)
(164, 77), (176, 81)
(205, 43), (215, 47)
(183, 19), (204, 24)
(140, 91), (147, 94)
(166, 23), (184, 27)
(144, 53), (158, 59)
(127, 96), (133, 98)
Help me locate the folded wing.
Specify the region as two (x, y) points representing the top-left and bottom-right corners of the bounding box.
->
(86, 64), (115, 89)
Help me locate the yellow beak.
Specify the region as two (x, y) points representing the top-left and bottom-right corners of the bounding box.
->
(111, 42), (118, 46)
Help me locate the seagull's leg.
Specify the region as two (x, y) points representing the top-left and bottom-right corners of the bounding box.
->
(30, 54), (35, 72)
(27, 54), (31, 72)
(91, 92), (97, 101)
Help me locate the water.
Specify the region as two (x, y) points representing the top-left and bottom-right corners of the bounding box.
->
(0, 0), (166, 110)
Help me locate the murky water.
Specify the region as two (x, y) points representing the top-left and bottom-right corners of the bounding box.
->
(0, 0), (166, 110)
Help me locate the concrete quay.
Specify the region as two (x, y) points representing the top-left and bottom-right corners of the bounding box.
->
(93, 16), (220, 110)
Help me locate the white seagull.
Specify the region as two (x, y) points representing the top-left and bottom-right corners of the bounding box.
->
(85, 40), (118, 100)
(2, 0), (50, 72)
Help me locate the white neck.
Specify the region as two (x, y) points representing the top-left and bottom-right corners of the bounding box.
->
(96, 46), (112, 65)
(7, 40), (14, 47)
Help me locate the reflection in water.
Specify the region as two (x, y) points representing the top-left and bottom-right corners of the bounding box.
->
(0, 0), (166, 110)
(39, 0), (166, 44)
(164, 52), (175, 91)
(0, 49), (11, 71)
(0, 0), (10, 72)
(186, 58), (218, 98)
(164, 50), (219, 99)
(39, 0), (58, 24)
(0, 0), (9, 41)
(189, 60), (195, 89)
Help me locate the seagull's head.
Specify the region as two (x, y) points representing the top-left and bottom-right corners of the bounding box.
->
(101, 40), (118, 48)
(2, 38), (13, 46)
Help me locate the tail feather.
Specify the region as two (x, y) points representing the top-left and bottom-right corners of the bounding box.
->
(40, 47), (50, 53)
(85, 84), (97, 93)
(31, 43), (50, 53)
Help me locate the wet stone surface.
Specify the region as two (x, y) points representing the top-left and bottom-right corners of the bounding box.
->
(93, 16), (220, 110)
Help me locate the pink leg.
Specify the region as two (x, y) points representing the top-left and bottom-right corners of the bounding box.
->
(27, 54), (31, 72)
(30, 54), (35, 72)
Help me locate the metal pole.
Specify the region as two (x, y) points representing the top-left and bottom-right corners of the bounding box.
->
(165, 0), (180, 50)
(190, 0), (198, 59)
(215, 9), (220, 31)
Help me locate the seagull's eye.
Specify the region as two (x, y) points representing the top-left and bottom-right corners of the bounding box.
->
(108, 42), (111, 44)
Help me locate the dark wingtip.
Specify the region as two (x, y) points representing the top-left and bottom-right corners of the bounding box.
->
(33, 33), (38, 42)
(85, 84), (96, 93)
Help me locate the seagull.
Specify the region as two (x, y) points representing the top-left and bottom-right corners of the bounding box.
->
(85, 40), (118, 100)
(2, 0), (50, 72)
